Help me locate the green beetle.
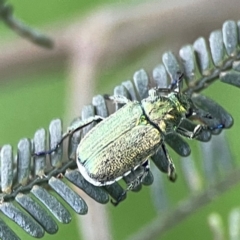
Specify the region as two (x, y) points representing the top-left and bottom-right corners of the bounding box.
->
(36, 74), (223, 205)
(76, 86), (191, 186)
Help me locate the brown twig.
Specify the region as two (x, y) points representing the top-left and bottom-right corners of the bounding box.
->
(0, 0), (53, 48)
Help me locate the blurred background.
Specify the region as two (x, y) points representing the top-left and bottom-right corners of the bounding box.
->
(1, 0), (240, 239)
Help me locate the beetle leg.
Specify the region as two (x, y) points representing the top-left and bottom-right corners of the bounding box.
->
(191, 124), (205, 138)
(128, 163), (149, 188)
(140, 160), (150, 182)
(127, 161), (150, 189)
(161, 143), (177, 182)
(177, 121), (225, 140)
(33, 115), (104, 156)
(176, 124), (204, 139)
(111, 161), (150, 206)
(107, 95), (131, 104)
(127, 176), (141, 191)
(155, 72), (184, 94)
(188, 108), (225, 131)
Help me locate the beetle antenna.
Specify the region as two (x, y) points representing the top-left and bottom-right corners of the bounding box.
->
(33, 116), (104, 157)
(169, 72), (184, 92)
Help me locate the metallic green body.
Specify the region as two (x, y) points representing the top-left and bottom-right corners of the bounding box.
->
(77, 91), (189, 186)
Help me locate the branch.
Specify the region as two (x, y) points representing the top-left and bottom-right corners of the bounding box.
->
(0, 0), (53, 48)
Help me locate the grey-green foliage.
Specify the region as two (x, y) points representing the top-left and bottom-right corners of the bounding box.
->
(0, 19), (240, 239)
(208, 208), (240, 240)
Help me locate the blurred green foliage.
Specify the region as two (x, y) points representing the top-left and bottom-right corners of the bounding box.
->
(8, 0), (114, 25)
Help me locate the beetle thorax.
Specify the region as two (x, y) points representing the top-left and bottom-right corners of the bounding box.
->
(141, 92), (188, 134)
